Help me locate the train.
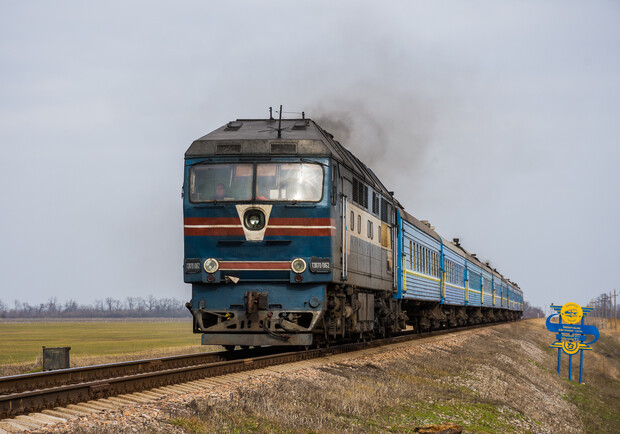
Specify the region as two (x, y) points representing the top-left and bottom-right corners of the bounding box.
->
(183, 112), (523, 349)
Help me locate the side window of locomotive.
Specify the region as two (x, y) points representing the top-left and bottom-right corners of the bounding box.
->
(352, 177), (369, 208)
(357, 215), (361, 234)
(189, 163), (252, 202)
(377, 224), (381, 244)
(372, 192), (380, 214)
(256, 163), (323, 201)
(350, 211), (354, 230)
(367, 221), (373, 239)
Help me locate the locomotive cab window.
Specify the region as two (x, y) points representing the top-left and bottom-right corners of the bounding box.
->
(256, 163), (323, 202)
(189, 163), (252, 202)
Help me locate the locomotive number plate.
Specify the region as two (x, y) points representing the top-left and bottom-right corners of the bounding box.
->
(185, 258), (202, 274)
(309, 257), (331, 273)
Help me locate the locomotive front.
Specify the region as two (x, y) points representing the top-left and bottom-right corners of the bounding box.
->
(183, 119), (336, 348)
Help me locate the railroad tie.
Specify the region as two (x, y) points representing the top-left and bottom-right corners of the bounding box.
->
(132, 392), (159, 401)
(140, 390), (165, 399)
(0, 419), (31, 433)
(69, 403), (105, 413)
(87, 400), (117, 410)
(41, 409), (78, 420)
(166, 385), (196, 393)
(1, 417), (41, 431)
(25, 412), (67, 425)
(16, 415), (51, 428)
(66, 404), (101, 414)
(200, 377), (232, 386)
(56, 406), (94, 417)
(104, 396), (139, 406)
(117, 394), (151, 404)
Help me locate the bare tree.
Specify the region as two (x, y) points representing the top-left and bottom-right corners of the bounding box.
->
(135, 297), (146, 311)
(64, 299), (78, 312)
(147, 295), (157, 311)
(126, 296), (136, 311)
(47, 296), (58, 313)
(105, 297), (122, 311)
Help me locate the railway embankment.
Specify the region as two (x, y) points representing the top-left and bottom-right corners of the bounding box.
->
(27, 319), (620, 433)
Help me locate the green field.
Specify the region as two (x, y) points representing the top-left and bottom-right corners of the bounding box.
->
(0, 320), (203, 367)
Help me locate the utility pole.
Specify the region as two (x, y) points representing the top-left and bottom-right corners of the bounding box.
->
(614, 289), (617, 330)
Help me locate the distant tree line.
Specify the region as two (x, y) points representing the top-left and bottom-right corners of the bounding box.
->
(0, 296), (191, 319)
(521, 301), (545, 319)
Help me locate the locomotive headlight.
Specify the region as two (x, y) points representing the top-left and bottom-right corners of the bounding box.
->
(291, 258), (307, 274)
(203, 258), (219, 274)
(244, 209), (265, 231)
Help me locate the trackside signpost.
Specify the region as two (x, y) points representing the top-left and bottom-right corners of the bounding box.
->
(546, 302), (599, 383)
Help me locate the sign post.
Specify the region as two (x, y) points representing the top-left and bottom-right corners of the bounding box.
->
(545, 302), (599, 383)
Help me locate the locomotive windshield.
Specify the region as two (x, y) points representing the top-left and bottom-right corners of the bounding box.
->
(189, 162), (323, 202)
(189, 163), (253, 202)
(256, 163), (323, 202)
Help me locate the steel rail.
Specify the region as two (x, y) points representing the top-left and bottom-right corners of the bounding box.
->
(0, 321), (515, 419)
(0, 346), (290, 396)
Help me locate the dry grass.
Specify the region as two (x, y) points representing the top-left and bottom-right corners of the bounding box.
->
(165, 319), (620, 433)
(0, 320), (221, 377)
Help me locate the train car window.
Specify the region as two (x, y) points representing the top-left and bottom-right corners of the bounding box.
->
(409, 241), (413, 270)
(189, 163), (253, 202)
(418, 245), (422, 272)
(377, 224), (381, 243)
(350, 211), (354, 230)
(430, 251), (434, 275)
(420, 246), (424, 273)
(368, 221), (373, 239)
(256, 163), (323, 201)
(357, 215), (361, 234)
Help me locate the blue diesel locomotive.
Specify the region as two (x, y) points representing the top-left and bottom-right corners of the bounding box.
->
(183, 115), (522, 348)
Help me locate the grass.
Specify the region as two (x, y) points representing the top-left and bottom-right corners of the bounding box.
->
(0, 320), (216, 376)
(163, 319), (620, 433)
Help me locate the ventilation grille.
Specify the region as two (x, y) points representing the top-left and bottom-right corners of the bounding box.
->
(270, 142), (297, 154)
(216, 143), (242, 154)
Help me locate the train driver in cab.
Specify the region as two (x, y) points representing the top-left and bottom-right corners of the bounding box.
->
(212, 183), (226, 200)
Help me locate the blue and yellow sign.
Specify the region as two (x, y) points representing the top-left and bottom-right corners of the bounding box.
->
(546, 302), (599, 383)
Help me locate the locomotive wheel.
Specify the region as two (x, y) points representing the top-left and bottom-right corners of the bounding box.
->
(223, 345), (236, 351)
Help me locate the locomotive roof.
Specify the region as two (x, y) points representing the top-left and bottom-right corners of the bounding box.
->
(186, 118), (393, 198)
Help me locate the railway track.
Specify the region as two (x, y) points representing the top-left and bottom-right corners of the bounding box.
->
(0, 321), (512, 425)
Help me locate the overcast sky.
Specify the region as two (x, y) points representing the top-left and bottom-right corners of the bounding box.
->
(1, 1), (618, 310)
